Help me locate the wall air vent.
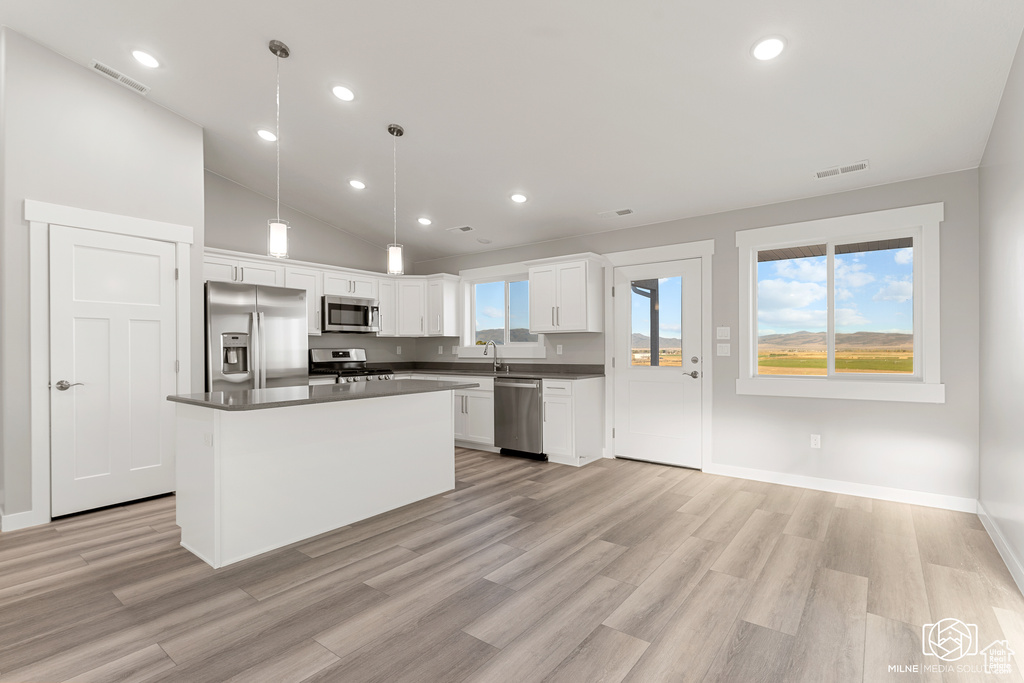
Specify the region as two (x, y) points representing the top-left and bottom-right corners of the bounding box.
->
(89, 60), (151, 95)
(598, 208), (635, 218)
(815, 160), (869, 180)
(446, 226), (474, 233)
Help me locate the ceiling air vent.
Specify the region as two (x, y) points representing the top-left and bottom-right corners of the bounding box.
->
(598, 208), (635, 218)
(815, 160), (869, 180)
(446, 226), (474, 233)
(89, 60), (151, 95)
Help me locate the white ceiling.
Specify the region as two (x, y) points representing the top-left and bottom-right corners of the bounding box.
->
(2, 1), (1023, 262)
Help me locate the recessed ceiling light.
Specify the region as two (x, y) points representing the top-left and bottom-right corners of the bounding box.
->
(257, 129), (277, 142)
(131, 50), (159, 68)
(510, 193), (527, 203)
(349, 179), (366, 190)
(332, 86), (355, 101)
(752, 37), (786, 61)
(477, 238), (492, 244)
(418, 217), (432, 226)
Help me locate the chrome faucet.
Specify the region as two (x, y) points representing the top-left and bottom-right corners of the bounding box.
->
(483, 340), (501, 373)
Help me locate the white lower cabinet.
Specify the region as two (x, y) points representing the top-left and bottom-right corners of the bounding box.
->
(455, 389), (494, 446)
(543, 377), (604, 466)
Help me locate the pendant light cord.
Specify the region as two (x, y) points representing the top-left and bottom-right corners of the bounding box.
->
(276, 54), (281, 222)
(392, 131), (398, 245)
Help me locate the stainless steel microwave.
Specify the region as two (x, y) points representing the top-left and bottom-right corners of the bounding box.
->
(322, 295), (380, 333)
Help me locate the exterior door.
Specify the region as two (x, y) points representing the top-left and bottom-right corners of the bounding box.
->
(49, 225), (178, 516)
(613, 259), (702, 468)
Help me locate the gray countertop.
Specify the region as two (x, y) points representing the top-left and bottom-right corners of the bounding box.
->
(398, 369), (605, 380)
(167, 379), (479, 412)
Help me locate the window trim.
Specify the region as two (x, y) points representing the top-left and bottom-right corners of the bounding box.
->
(735, 202), (944, 403)
(457, 268), (547, 359)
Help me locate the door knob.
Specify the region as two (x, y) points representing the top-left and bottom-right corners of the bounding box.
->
(55, 380), (84, 391)
(685, 370), (699, 379)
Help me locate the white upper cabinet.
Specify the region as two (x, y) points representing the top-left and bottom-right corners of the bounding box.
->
(284, 266), (323, 335)
(426, 275), (459, 337)
(528, 256), (603, 333)
(203, 254), (284, 286)
(397, 279), (426, 336)
(323, 272), (378, 299)
(377, 278), (397, 337)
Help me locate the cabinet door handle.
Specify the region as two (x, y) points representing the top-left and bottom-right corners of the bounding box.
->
(543, 402), (546, 422)
(551, 307), (555, 326)
(232, 266), (238, 281)
(464, 396), (468, 414)
(240, 267), (245, 281)
(557, 307), (560, 326)
(420, 316), (424, 333)
(436, 314), (440, 332)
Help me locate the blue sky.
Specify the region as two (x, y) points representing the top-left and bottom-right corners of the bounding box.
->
(757, 247), (913, 336)
(475, 280), (530, 331)
(631, 276), (683, 339)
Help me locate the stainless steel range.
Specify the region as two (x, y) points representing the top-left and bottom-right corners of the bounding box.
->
(309, 348), (394, 384)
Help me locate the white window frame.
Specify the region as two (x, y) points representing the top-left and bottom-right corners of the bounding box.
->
(457, 263), (547, 359)
(736, 202), (944, 403)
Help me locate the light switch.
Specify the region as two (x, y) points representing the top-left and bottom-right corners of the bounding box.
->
(716, 326), (731, 340)
(556, 344), (563, 355)
(717, 343), (731, 356)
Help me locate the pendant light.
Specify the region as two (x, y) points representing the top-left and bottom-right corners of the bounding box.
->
(267, 39), (290, 259)
(387, 123), (405, 275)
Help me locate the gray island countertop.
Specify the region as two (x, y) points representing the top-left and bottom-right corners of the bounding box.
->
(166, 378), (479, 412)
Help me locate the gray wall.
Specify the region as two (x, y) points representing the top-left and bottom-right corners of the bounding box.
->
(205, 171), (421, 272)
(979, 32), (1024, 577)
(0, 28), (205, 515)
(418, 170), (981, 502)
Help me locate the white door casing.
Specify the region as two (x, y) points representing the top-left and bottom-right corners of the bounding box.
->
(613, 259), (702, 468)
(49, 226), (178, 516)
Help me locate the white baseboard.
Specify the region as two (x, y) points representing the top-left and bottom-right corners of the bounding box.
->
(977, 501), (1024, 597)
(703, 462), (978, 513)
(0, 507), (50, 532)
(456, 441), (499, 454)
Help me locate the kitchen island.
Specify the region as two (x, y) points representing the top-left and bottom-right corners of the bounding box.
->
(167, 379), (477, 568)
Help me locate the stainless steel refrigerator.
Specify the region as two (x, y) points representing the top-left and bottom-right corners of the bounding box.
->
(205, 281), (308, 392)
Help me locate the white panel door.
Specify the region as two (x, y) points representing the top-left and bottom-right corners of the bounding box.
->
(613, 259), (702, 468)
(556, 262), (588, 331)
(203, 255), (238, 283)
(529, 265), (558, 332)
(378, 278), (397, 337)
(397, 280), (425, 336)
(284, 266), (322, 335)
(50, 225), (178, 516)
(464, 392), (495, 444)
(543, 395), (573, 457)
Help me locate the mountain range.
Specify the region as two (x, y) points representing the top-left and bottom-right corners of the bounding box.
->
(757, 331), (912, 349)
(630, 334), (682, 349)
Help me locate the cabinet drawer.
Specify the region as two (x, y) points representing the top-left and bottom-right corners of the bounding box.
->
(543, 379), (573, 396)
(456, 376), (493, 392)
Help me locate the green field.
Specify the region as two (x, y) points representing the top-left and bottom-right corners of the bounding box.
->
(758, 350), (913, 375)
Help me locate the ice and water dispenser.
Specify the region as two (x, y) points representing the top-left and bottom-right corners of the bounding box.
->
(221, 333), (249, 375)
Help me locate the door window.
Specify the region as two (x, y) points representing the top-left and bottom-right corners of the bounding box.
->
(630, 276), (683, 367)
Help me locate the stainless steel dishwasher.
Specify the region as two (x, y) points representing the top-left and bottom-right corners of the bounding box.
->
(493, 376), (546, 459)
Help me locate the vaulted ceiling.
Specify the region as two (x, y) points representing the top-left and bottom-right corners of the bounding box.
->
(2, 1), (1022, 261)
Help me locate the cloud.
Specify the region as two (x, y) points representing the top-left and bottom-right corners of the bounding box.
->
(758, 279), (826, 310)
(835, 287), (853, 301)
(873, 277), (913, 303)
(835, 257), (875, 288)
(482, 306), (504, 319)
(661, 323), (682, 332)
(757, 307), (827, 328)
(894, 248), (913, 265)
(836, 307), (869, 327)
(773, 258), (825, 283)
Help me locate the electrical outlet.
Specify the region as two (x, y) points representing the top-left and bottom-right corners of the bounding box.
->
(203, 433), (213, 447)
(438, 345), (443, 355)
(810, 434), (821, 449)
(556, 344), (563, 355)
(396, 345), (402, 355)
(452, 345), (459, 355)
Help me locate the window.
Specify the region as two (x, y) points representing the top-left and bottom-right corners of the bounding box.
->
(736, 203), (944, 403)
(631, 276), (683, 366)
(472, 279), (538, 346)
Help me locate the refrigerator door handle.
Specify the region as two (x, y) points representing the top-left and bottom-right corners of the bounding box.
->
(257, 311), (267, 388)
(250, 311), (260, 389)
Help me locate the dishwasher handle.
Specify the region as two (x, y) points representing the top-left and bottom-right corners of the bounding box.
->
(494, 380), (542, 389)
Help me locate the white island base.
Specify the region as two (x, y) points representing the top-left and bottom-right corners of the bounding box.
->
(174, 390), (455, 568)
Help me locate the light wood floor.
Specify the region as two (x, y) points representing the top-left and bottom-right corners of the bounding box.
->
(2, 449), (1022, 682)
